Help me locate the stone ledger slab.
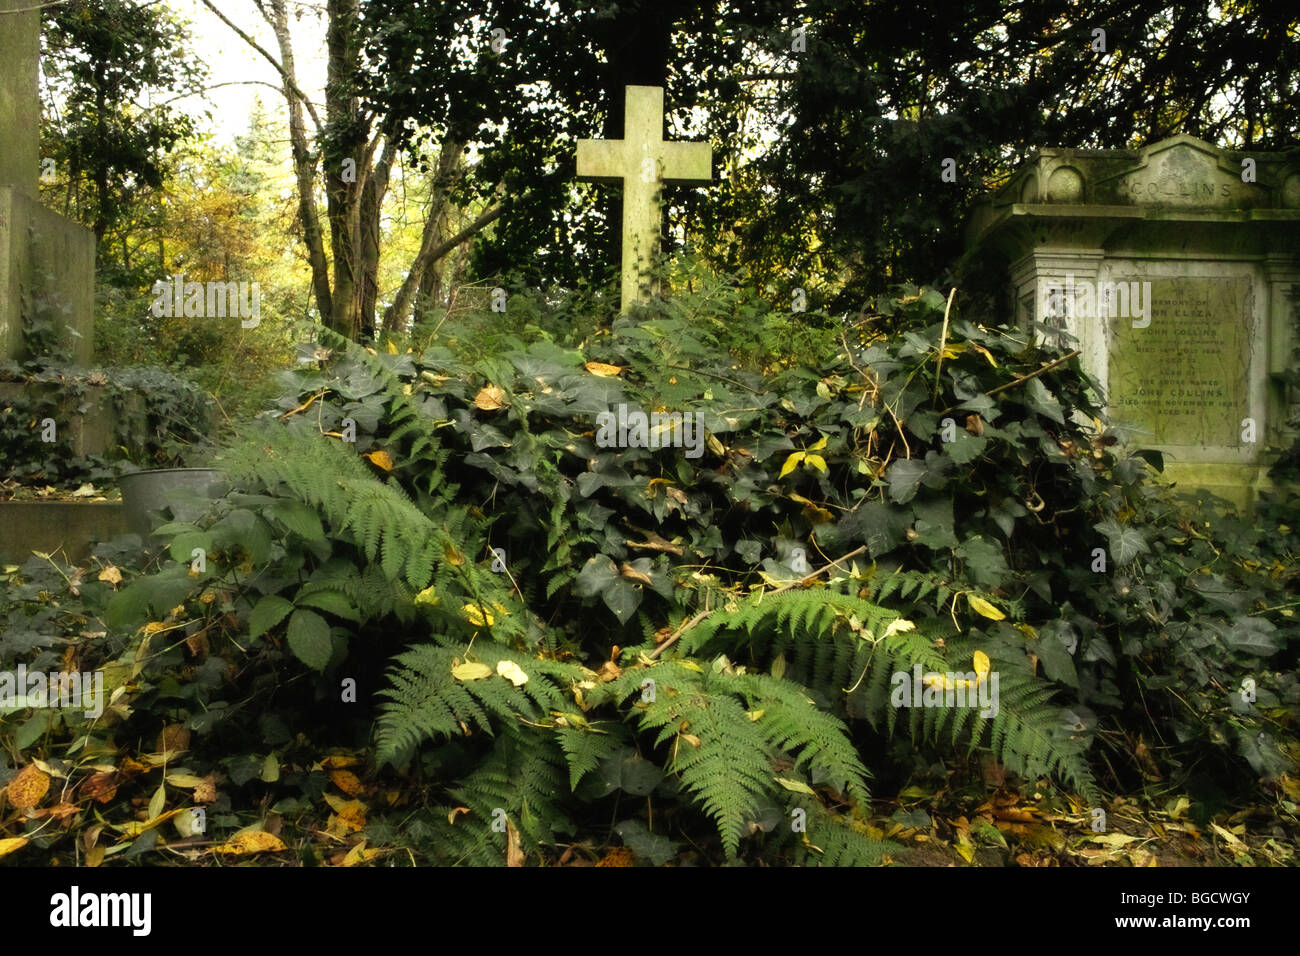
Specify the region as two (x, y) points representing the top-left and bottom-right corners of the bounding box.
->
(0, 501), (126, 563)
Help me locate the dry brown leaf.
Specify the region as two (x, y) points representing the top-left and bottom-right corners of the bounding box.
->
(81, 771), (119, 804)
(619, 563), (654, 586)
(5, 765), (50, 810)
(597, 660), (622, 683)
(595, 847), (636, 866)
(506, 819), (524, 867)
(156, 724), (191, 754)
(36, 801), (81, 823)
(185, 630), (210, 660)
(193, 775), (218, 804)
(97, 565), (123, 586)
(473, 385), (508, 410)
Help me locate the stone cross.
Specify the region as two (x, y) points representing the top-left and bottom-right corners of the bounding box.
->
(577, 86), (712, 311)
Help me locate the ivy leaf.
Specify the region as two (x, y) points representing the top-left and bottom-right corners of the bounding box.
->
(1035, 631), (1079, 689)
(1220, 618), (1281, 657)
(575, 556), (618, 597)
(954, 536), (1009, 587)
(286, 609), (332, 671)
(249, 595), (295, 640)
(1024, 378), (1065, 424)
(614, 819), (677, 865)
(912, 498), (957, 550)
(601, 579), (643, 624)
(1094, 519), (1149, 565)
(886, 459), (926, 504)
(575, 556), (642, 623)
(943, 431), (988, 466)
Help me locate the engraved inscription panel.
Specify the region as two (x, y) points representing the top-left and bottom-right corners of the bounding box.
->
(1107, 277), (1252, 448)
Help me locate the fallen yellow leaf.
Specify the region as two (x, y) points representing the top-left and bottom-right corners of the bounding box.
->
(341, 839), (387, 866)
(583, 362), (622, 377)
(323, 793), (367, 832)
(213, 830), (288, 856)
(363, 449), (395, 471)
(320, 754), (363, 769)
(97, 565), (123, 586)
(329, 769), (363, 796)
(967, 594), (1006, 621)
(0, 837), (29, 860)
(462, 603), (494, 627)
(452, 661), (493, 681)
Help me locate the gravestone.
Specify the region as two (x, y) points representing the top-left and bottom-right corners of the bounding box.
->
(0, 0), (96, 365)
(967, 134), (1300, 505)
(577, 86), (712, 312)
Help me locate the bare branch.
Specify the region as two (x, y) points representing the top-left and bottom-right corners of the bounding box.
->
(198, 0), (322, 132)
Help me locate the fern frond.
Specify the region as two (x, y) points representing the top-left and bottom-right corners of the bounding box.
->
(595, 661), (871, 858)
(376, 641), (581, 766)
(418, 730), (571, 865)
(668, 584), (1098, 800)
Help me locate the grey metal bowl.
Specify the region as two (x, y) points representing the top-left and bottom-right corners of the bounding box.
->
(118, 468), (226, 541)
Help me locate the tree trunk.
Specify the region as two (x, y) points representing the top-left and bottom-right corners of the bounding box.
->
(268, 0), (332, 325)
(382, 142), (463, 333)
(358, 137), (396, 340)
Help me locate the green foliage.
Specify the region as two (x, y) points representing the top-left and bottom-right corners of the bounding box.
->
(5, 269), (1295, 865)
